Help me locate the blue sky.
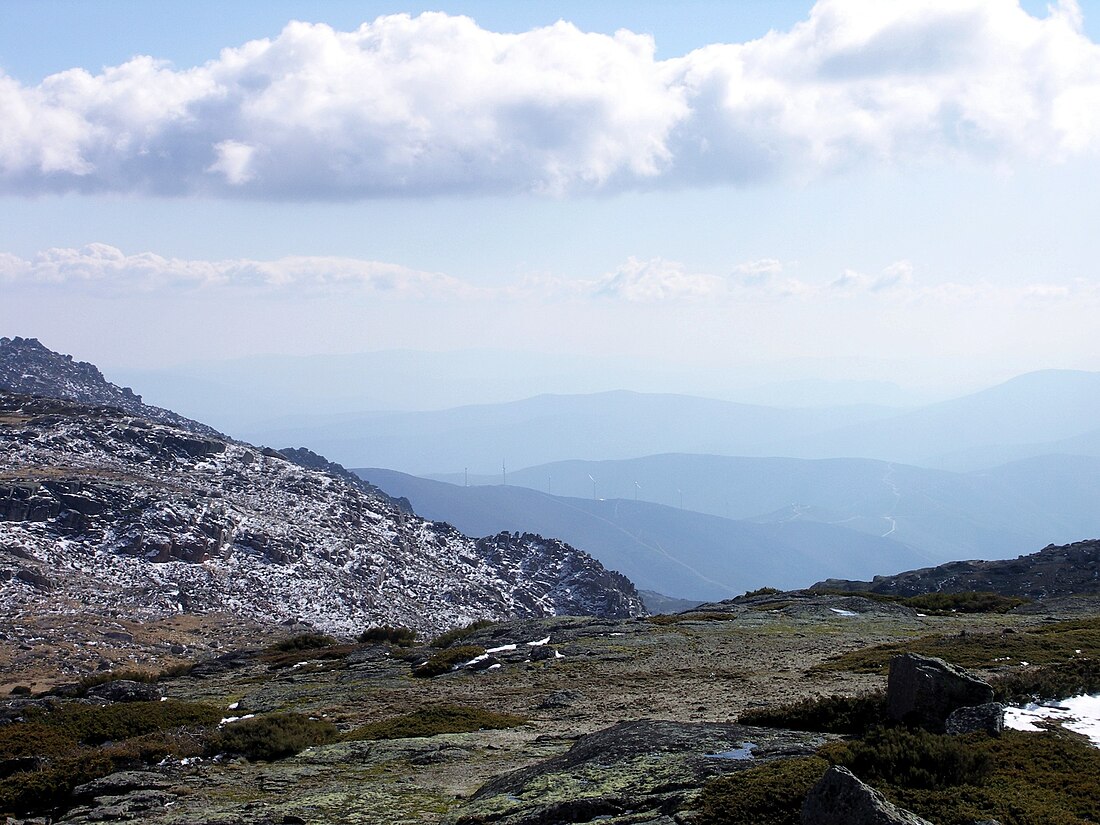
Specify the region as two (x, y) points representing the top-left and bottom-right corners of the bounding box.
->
(2, 0), (1100, 399)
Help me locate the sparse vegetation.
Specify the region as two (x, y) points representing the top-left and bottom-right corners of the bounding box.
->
(343, 705), (526, 741)
(696, 756), (829, 825)
(649, 611), (738, 625)
(742, 586), (783, 598)
(823, 728), (992, 790)
(206, 713), (338, 761)
(814, 616), (1100, 673)
(738, 691), (887, 735)
(430, 619), (496, 648)
(269, 632), (339, 652)
(413, 645), (485, 677)
(990, 657), (1100, 704)
(358, 625), (417, 646)
(0, 700), (221, 815)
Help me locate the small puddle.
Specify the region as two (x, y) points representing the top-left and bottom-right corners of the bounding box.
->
(706, 742), (756, 760)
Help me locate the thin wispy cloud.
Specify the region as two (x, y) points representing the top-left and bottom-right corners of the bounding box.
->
(2, 245), (1090, 312)
(1, 1), (1097, 199)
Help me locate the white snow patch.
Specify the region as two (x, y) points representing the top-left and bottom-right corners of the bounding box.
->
(527, 636), (551, 647)
(487, 663), (502, 670)
(1005, 693), (1100, 747)
(219, 713), (255, 726)
(486, 644), (517, 654)
(829, 608), (857, 617)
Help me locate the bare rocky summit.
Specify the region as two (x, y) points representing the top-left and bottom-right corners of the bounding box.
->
(0, 336), (223, 439)
(0, 389), (645, 640)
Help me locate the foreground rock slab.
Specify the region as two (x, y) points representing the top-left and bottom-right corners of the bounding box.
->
(450, 720), (830, 825)
(802, 766), (933, 825)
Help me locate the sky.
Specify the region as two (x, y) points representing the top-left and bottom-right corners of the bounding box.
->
(2, 0), (1100, 399)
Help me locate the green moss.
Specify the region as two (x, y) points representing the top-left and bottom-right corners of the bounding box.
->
(343, 704), (526, 741)
(696, 757), (829, 825)
(206, 713), (338, 761)
(413, 645), (486, 677)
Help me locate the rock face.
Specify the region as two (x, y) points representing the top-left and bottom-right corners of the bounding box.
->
(0, 336), (222, 439)
(814, 539), (1100, 602)
(886, 654), (994, 732)
(801, 766), (933, 825)
(0, 390), (646, 636)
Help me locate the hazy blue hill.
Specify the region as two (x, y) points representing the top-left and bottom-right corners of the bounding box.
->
(258, 390), (894, 474)
(787, 369), (1100, 468)
(433, 451), (1100, 564)
(357, 467), (931, 600)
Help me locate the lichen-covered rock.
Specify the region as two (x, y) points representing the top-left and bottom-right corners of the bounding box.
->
(801, 766), (932, 825)
(886, 653), (994, 732)
(945, 702), (1005, 736)
(453, 720), (829, 825)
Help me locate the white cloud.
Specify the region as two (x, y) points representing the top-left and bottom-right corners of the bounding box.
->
(0, 3), (1098, 198)
(589, 257), (725, 301)
(2, 244), (469, 297)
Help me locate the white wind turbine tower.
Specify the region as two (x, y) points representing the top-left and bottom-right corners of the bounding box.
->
(634, 481), (641, 501)
(589, 474), (597, 501)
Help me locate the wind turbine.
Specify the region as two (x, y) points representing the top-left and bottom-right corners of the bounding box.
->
(634, 481), (641, 501)
(588, 474), (597, 501)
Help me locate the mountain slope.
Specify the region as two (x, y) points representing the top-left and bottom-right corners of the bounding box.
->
(0, 390), (645, 636)
(356, 468), (931, 600)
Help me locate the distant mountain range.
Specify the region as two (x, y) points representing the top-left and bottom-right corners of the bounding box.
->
(428, 452), (1100, 565)
(226, 369), (1100, 475)
(355, 468), (934, 600)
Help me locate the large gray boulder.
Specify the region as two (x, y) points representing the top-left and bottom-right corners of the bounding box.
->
(801, 766), (933, 825)
(887, 653), (994, 732)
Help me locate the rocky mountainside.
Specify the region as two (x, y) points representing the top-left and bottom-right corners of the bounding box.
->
(0, 336), (223, 439)
(814, 539), (1100, 601)
(0, 389), (645, 637)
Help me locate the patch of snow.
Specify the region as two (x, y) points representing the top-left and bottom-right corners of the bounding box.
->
(219, 713), (255, 726)
(1005, 693), (1100, 747)
(527, 636), (551, 647)
(486, 644), (517, 654)
(462, 653), (490, 668)
(227, 701), (239, 710)
(487, 663), (502, 670)
(829, 608), (857, 617)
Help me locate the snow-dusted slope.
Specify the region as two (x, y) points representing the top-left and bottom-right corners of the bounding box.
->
(0, 392), (645, 635)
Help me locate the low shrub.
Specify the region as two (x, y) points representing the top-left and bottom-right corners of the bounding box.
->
(344, 704), (526, 741)
(206, 713), (337, 761)
(991, 657), (1100, 704)
(76, 669), (158, 693)
(268, 633), (338, 652)
(742, 586), (783, 598)
(358, 625), (417, 646)
(738, 691), (887, 735)
(902, 592), (1029, 615)
(414, 645), (486, 677)
(696, 756), (829, 825)
(25, 700), (223, 746)
(824, 727), (991, 790)
(431, 619), (496, 648)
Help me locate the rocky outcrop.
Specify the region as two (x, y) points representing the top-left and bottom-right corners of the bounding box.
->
(0, 336), (222, 439)
(886, 654), (994, 732)
(814, 539), (1100, 602)
(801, 766), (932, 825)
(456, 720), (829, 825)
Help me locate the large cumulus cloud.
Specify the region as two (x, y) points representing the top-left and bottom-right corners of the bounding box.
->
(2, 0), (1098, 198)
